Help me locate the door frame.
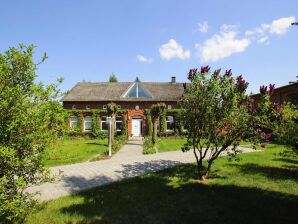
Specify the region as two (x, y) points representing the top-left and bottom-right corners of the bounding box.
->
(132, 117), (142, 137)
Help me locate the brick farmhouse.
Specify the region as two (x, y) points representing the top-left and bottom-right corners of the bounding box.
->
(62, 77), (297, 137)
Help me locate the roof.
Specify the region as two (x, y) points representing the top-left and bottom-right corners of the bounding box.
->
(62, 81), (186, 102)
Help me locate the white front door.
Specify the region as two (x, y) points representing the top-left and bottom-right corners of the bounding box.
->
(132, 119), (141, 137)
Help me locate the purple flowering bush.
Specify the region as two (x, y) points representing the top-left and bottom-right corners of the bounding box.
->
(179, 66), (278, 180)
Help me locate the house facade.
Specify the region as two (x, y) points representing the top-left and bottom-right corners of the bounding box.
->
(62, 77), (185, 137)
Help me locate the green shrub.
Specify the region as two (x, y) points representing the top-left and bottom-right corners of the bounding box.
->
(143, 137), (156, 154)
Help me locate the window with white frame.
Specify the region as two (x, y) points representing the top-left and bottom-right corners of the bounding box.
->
(117, 105), (121, 109)
(86, 105), (91, 110)
(166, 115), (175, 131)
(101, 116), (108, 131)
(116, 116), (123, 131)
(167, 104), (172, 110)
(135, 105), (139, 110)
(72, 105), (76, 110)
(103, 105), (107, 109)
(70, 116), (78, 128)
(84, 116), (92, 131)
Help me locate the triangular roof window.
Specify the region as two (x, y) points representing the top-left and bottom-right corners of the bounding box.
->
(122, 77), (152, 98)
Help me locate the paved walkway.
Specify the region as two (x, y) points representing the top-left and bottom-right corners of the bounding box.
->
(27, 139), (255, 201)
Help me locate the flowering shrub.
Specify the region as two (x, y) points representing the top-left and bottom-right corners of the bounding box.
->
(179, 66), (278, 180)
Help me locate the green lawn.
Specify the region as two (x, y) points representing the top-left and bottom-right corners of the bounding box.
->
(27, 144), (298, 224)
(156, 137), (186, 152)
(43, 138), (108, 167)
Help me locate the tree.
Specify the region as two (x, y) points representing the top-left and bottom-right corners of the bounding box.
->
(273, 103), (298, 150)
(107, 102), (118, 146)
(109, 73), (118, 82)
(0, 44), (66, 223)
(150, 103), (166, 148)
(179, 67), (274, 180)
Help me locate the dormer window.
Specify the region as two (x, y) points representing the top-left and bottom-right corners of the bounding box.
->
(72, 105), (76, 110)
(86, 105), (91, 110)
(122, 77), (152, 99)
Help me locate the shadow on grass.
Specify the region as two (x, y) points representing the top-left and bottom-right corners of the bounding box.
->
(230, 163), (298, 182)
(58, 164), (298, 224)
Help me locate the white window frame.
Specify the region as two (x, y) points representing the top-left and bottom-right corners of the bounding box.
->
(101, 116), (108, 131)
(116, 116), (123, 132)
(167, 104), (172, 110)
(70, 116), (78, 128)
(166, 115), (175, 131)
(135, 105), (139, 110)
(86, 105), (91, 110)
(117, 105), (121, 109)
(72, 105), (76, 110)
(84, 116), (92, 132)
(103, 105), (107, 109)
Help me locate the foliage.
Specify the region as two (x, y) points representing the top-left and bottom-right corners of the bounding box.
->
(159, 109), (166, 136)
(273, 103), (298, 150)
(91, 112), (101, 137)
(0, 44), (66, 223)
(26, 144), (298, 224)
(108, 73), (118, 82)
(111, 134), (127, 155)
(179, 66), (277, 180)
(150, 103), (166, 146)
(145, 109), (153, 136)
(143, 137), (155, 154)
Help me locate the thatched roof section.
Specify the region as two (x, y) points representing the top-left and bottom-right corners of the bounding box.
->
(62, 81), (186, 102)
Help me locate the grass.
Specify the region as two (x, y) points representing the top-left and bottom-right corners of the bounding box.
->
(156, 137), (186, 152)
(43, 138), (108, 167)
(27, 144), (298, 224)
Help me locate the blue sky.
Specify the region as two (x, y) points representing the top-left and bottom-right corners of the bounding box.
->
(0, 0), (297, 93)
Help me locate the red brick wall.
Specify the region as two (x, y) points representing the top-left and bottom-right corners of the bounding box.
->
(252, 83), (298, 105)
(63, 101), (178, 110)
(64, 101), (178, 136)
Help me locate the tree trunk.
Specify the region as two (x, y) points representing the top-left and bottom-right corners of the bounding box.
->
(152, 118), (157, 145)
(193, 147), (205, 180)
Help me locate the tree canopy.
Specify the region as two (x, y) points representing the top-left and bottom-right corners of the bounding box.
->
(0, 44), (66, 223)
(179, 66), (277, 180)
(109, 73), (118, 82)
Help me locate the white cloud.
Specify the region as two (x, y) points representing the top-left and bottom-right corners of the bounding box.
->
(197, 21), (209, 33)
(258, 36), (269, 44)
(266, 16), (295, 35)
(137, 55), (153, 63)
(245, 16), (295, 40)
(159, 39), (191, 60)
(197, 28), (250, 63)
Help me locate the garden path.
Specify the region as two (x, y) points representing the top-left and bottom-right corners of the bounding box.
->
(26, 139), (255, 201)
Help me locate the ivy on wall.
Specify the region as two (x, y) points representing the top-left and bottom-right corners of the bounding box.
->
(145, 109), (153, 136)
(159, 109), (166, 136)
(66, 109), (128, 138)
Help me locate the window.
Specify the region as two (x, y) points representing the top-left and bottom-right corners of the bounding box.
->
(86, 105), (91, 110)
(84, 116), (92, 131)
(117, 105), (121, 109)
(135, 105), (139, 110)
(167, 105), (172, 110)
(122, 79), (152, 98)
(166, 115), (175, 131)
(103, 105), (107, 109)
(70, 116), (78, 128)
(72, 105), (76, 110)
(116, 116), (123, 131)
(101, 116), (108, 131)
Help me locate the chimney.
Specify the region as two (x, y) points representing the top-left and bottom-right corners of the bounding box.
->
(171, 76), (176, 83)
